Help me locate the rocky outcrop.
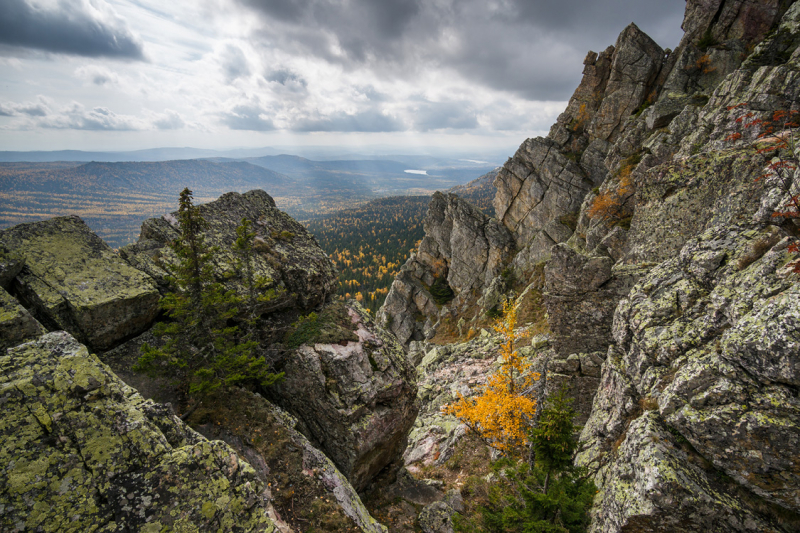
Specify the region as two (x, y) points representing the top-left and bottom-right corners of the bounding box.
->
(0, 331), (276, 532)
(190, 387), (388, 533)
(0, 216), (160, 351)
(378, 1), (800, 531)
(379, 192), (514, 345)
(578, 224), (800, 531)
(587, 24), (665, 142)
(269, 302), (418, 492)
(121, 189), (337, 314)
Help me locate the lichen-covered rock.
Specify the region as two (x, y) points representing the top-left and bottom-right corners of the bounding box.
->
(624, 147), (766, 264)
(191, 388), (388, 533)
(418, 500), (455, 533)
(403, 337), (499, 471)
(585, 411), (784, 533)
(0, 287), (45, 352)
(0, 331), (276, 532)
(121, 189), (337, 314)
(270, 301), (418, 492)
(0, 245), (24, 289)
(0, 216), (159, 351)
(579, 224), (800, 530)
(379, 192), (514, 345)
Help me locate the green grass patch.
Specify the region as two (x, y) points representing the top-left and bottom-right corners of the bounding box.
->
(284, 301), (359, 349)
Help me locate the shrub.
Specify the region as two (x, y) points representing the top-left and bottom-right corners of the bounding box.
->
(430, 276), (455, 305)
(454, 388), (596, 533)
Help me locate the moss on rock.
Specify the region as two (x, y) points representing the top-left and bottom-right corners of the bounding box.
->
(0, 216), (160, 351)
(0, 331), (276, 532)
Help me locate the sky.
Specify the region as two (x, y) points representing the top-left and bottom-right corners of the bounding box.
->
(0, 0), (686, 154)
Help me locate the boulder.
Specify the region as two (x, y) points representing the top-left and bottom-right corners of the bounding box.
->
(418, 500), (456, 533)
(121, 189), (337, 314)
(269, 301), (418, 492)
(0, 216), (160, 351)
(0, 331), (276, 532)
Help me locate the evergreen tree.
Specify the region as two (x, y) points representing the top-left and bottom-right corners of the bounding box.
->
(454, 387), (596, 533)
(135, 188), (281, 418)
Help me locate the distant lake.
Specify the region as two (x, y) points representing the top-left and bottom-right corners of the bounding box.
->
(404, 169), (428, 175)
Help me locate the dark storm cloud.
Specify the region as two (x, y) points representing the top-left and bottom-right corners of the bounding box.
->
(291, 109), (404, 132)
(0, 0), (145, 60)
(221, 104), (276, 131)
(236, 0), (684, 101)
(265, 68), (307, 88)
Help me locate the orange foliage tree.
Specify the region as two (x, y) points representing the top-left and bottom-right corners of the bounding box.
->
(442, 300), (540, 454)
(587, 160), (634, 224)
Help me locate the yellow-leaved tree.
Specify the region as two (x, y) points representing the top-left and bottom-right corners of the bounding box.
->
(442, 300), (540, 453)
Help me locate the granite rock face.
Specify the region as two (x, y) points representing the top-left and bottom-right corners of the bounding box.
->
(270, 302), (418, 492)
(493, 137), (593, 260)
(379, 192), (514, 345)
(121, 189), (337, 314)
(578, 225), (800, 530)
(587, 23), (665, 143)
(0, 331), (276, 532)
(0, 216), (160, 351)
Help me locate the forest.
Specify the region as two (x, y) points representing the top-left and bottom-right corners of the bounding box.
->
(304, 169), (497, 313)
(304, 196), (429, 313)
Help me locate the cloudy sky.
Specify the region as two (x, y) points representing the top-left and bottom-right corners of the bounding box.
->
(0, 0), (685, 153)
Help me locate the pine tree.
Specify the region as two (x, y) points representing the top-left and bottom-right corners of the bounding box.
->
(135, 188), (281, 418)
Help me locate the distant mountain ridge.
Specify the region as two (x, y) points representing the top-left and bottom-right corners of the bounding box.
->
(0, 156), (494, 247)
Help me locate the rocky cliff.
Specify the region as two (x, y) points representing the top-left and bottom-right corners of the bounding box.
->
(380, 0), (800, 530)
(1, 189), (417, 532)
(379, 192), (514, 345)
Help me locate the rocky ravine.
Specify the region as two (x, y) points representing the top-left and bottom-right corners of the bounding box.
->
(380, 0), (800, 531)
(1, 190), (419, 532)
